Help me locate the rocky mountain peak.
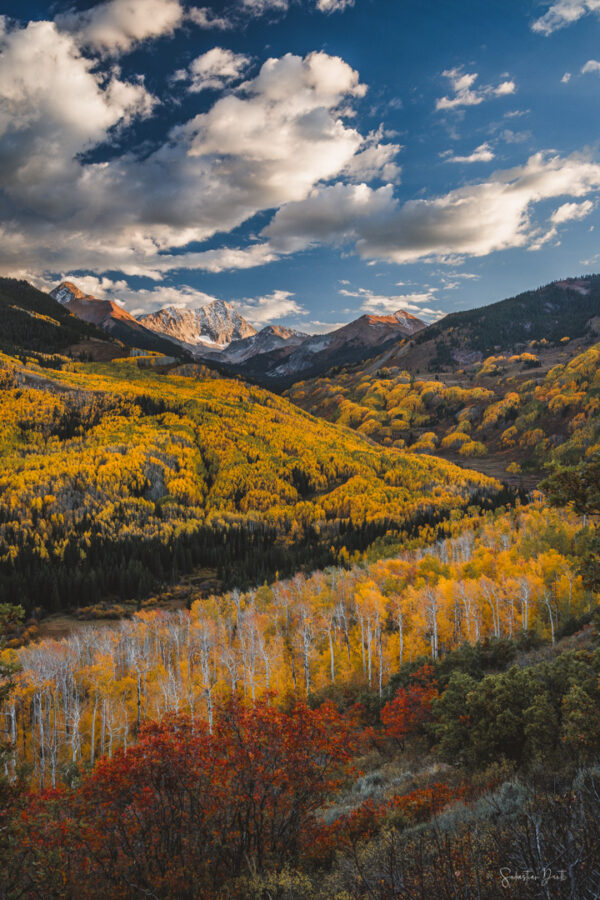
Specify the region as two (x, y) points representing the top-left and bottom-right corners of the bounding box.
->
(138, 302), (257, 349)
(50, 281), (97, 305)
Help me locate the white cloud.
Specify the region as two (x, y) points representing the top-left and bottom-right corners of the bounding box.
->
(32, 273), (228, 316)
(32, 272), (130, 300)
(436, 69), (515, 111)
(264, 182), (396, 252)
(500, 129), (531, 144)
(316, 0), (355, 12)
(528, 227), (559, 251)
(342, 126), (401, 182)
(178, 47), (250, 92)
(562, 72), (572, 82)
(237, 289), (305, 324)
(61, 274), (130, 298)
(339, 286), (444, 319)
(57, 0), (184, 55)
(241, 0), (289, 14)
(264, 151), (600, 265)
(443, 142), (495, 164)
(582, 59), (600, 74)
(189, 7), (233, 29)
(551, 199), (594, 223)
(0, 42), (386, 279)
(532, 0), (600, 35)
(152, 243), (281, 274)
(306, 320), (347, 333)
(0, 20), (154, 177)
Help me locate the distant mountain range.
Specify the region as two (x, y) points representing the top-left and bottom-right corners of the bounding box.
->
(3, 274), (599, 388)
(46, 280), (427, 384)
(213, 325), (308, 364)
(212, 311), (424, 386)
(194, 311), (423, 385)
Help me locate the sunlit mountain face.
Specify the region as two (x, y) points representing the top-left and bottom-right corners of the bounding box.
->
(2, 0), (600, 333)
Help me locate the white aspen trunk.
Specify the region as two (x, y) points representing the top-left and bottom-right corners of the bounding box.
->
(328, 625), (335, 684)
(90, 694), (98, 768)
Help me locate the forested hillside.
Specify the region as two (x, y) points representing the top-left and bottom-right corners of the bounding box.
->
(0, 499), (586, 784)
(413, 275), (600, 357)
(2, 490), (599, 897)
(0, 351), (496, 614)
(0, 278), (119, 358)
(286, 340), (600, 475)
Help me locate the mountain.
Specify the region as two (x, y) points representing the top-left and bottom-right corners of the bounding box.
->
(211, 325), (308, 364)
(137, 302), (256, 351)
(0, 278), (119, 359)
(269, 311), (425, 379)
(50, 282), (187, 357)
(284, 274), (600, 487)
(404, 274), (600, 373)
(209, 310), (425, 387)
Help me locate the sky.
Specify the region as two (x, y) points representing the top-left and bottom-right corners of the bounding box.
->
(1, 0), (600, 331)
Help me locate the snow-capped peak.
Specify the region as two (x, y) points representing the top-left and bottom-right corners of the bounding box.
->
(138, 302), (257, 349)
(50, 281), (96, 305)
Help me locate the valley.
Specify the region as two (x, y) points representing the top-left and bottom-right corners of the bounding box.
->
(1, 272), (600, 899)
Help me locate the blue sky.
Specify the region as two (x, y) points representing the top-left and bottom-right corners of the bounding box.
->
(1, 0), (600, 331)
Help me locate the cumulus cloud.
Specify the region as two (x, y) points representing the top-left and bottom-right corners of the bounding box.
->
(56, 0), (184, 55)
(152, 243), (281, 275)
(527, 198), (595, 251)
(236, 289), (305, 324)
(126, 283), (305, 324)
(582, 59), (600, 74)
(0, 40), (392, 280)
(189, 6), (234, 29)
(443, 142), (495, 164)
(551, 199), (595, 223)
(532, 0), (600, 35)
(264, 182), (396, 252)
(316, 0), (355, 12)
(339, 286), (444, 319)
(264, 152), (600, 265)
(176, 47), (250, 92)
(436, 69), (516, 111)
(0, 20), (154, 184)
(31, 273), (130, 300)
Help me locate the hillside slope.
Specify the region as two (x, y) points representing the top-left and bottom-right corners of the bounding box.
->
(0, 278), (119, 358)
(397, 275), (600, 373)
(0, 351), (497, 613)
(286, 337), (600, 481)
